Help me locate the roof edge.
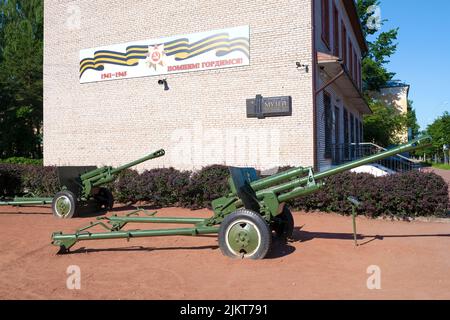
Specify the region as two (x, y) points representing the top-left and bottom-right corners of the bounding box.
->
(343, 0), (368, 54)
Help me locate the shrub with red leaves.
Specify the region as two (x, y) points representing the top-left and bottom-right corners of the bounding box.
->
(2, 163), (448, 218)
(289, 171), (449, 218)
(0, 164), (58, 197)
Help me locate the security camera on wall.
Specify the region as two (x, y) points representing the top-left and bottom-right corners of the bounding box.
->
(296, 62), (309, 73)
(158, 79), (169, 91)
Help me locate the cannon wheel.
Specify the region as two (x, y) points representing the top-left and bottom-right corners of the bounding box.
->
(52, 190), (77, 219)
(218, 209), (271, 260)
(96, 187), (114, 210)
(271, 206), (294, 241)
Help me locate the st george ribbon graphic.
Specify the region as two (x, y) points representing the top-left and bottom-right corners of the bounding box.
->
(79, 26), (250, 83)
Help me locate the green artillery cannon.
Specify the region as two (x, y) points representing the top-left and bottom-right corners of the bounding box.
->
(1, 149), (165, 218)
(51, 136), (431, 258)
(50, 149), (166, 219)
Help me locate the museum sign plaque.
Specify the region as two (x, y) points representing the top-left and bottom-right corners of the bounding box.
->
(246, 95), (292, 119)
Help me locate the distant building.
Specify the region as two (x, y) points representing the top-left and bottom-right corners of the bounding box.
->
(371, 80), (410, 143)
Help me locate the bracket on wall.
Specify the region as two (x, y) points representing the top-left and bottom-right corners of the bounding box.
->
(315, 70), (344, 95)
(255, 94), (264, 119)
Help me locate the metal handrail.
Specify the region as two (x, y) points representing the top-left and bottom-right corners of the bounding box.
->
(329, 142), (422, 172)
(355, 142), (420, 164)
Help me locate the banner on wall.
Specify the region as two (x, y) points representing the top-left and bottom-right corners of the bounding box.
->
(79, 26), (250, 83)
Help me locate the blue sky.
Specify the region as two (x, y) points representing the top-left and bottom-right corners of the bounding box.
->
(376, 0), (450, 130)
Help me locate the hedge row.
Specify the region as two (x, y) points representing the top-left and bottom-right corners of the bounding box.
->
(114, 165), (230, 209)
(0, 163), (59, 197)
(287, 170), (449, 218)
(0, 163), (448, 217)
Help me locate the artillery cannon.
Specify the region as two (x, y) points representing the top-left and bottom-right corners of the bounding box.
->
(1, 149), (165, 219)
(51, 136), (431, 258)
(51, 149), (165, 219)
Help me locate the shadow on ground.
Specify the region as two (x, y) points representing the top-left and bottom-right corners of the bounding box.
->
(0, 208), (51, 215)
(292, 227), (450, 247)
(69, 244), (219, 255)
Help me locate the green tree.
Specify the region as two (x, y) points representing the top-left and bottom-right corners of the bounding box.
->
(406, 100), (420, 139)
(0, 0), (43, 158)
(357, 0), (407, 145)
(423, 112), (450, 161)
(357, 0), (398, 92)
(363, 100), (406, 147)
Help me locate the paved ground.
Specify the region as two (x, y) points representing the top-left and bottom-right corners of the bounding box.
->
(0, 205), (449, 300)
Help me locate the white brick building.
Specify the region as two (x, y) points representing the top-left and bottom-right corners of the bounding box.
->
(44, 0), (370, 172)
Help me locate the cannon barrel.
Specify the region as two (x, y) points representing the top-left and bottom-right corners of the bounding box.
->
(310, 136), (430, 181)
(250, 167), (311, 192)
(79, 149), (165, 181)
(263, 135), (432, 201)
(79, 166), (112, 181)
(111, 149), (165, 174)
(223, 136), (431, 212)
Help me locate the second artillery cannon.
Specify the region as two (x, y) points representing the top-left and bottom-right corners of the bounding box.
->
(51, 149), (165, 219)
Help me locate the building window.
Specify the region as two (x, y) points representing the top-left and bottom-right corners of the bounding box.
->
(334, 106), (340, 144)
(360, 120), (364, 142)
(343, 107), (349, 160)
(322, 0), (330, 49)
(324, 92), (333, 159)
(334, 106), (340, 163)
(353, 51), (358, 83)
(341, 21), (347, 65)
(350, 113), (355, 144)
(358, 60), (362, 90)
(343, 108), (349, 145)
(349, 42), (353, 78)
(333, 3), (339, 57)
(355, 117), (360, 144)
(356, 60), (360, 89)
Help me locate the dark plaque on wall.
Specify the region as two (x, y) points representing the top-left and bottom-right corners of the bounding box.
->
(246, 95), (292, 119)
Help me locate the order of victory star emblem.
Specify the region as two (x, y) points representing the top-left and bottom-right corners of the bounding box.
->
(146, 44), (166, 70)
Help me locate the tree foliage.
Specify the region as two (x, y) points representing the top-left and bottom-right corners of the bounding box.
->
(356, 0), (417, 146)
(421, 112), (450, 159)
(363, 100), (407, 146)
(0, 0), (43, 159)
(356, 0), (398, 92)
(406, 100), (420, 139)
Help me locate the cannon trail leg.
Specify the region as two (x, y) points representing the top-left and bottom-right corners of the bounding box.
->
(52, 226), (219, 253)
(51, 210), (219, 253)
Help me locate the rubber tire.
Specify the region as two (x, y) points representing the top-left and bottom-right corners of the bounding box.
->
(52, 190), (77, 219)
(218, 209), (272, 260)
(98, 187), (114, 210)
(272, 206), (294, 241)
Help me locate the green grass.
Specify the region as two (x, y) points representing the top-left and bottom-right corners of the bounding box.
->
(432, 163), (450, 170)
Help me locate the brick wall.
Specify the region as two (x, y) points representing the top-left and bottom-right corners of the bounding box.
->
(44, 0), (314, 172)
